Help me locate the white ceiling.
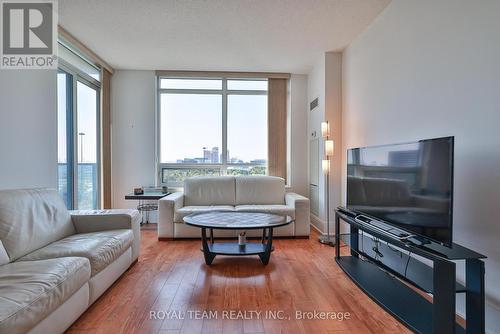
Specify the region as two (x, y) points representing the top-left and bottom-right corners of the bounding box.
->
(58, 0), (390, 74)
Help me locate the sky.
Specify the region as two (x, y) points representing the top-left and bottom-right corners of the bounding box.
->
(57, 73), (98, 163)
(160, 93), (267, 163)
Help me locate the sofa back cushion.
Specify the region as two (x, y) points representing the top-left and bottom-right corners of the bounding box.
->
(235, 176), (285, 205)
(184, 176), (236, 206)
(0, 188), (76, 261)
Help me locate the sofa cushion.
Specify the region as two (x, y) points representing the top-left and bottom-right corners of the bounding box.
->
(235, 176), (285, 205)
(0, 257), (90, 334)
(175, 205), (235, 223)
(0, 188), (76, 262)
(184, 176), (236, 206)
(235, 205), (295, 218)
(17, 230), (133, 276)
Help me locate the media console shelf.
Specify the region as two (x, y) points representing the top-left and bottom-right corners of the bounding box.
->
(335, 209), (486, 334)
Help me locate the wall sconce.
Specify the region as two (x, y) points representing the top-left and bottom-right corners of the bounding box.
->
(325, 140), (334, 157)
(321, 121), (329, 138)
(322, 159), (330, 174)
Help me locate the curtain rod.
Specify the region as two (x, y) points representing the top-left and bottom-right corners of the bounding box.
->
(155, 70), (290, 79)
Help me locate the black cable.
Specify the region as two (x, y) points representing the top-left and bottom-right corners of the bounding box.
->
(372, 237), (384, 260)
(358, 251), (399, 280)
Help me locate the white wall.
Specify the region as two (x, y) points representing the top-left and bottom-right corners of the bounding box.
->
(111, 71), (310, 220)
(325, 53), (342, 230)
(111, 70), (156, 212)
(307, 52), (342, 232)
(307, 55), (326, 231)
(342, 0), (500, 331)
(0, 70), (57, 190)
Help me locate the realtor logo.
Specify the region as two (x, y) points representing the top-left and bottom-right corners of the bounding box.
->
(1, 0), (57, 69)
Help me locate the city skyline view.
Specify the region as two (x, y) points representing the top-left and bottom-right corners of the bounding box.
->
(160, 92), (267, 164)
(175, 146), (267, 164)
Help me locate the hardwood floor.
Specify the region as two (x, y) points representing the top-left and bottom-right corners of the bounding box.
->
(66, 228), (410, 334)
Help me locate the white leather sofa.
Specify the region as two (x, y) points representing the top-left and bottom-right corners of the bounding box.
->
(0, 189), (140, 334)
(158, 176), (310, 239)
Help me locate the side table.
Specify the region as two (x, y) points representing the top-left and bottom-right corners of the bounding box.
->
(124, 191), (170, 224)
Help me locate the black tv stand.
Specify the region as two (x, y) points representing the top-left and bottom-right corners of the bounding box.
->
(335, 209), (486, 334)
(406, 235), (432, 247)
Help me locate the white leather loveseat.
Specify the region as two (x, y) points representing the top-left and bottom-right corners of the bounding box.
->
(158, 176), (310, 239)
(0, 189), (140, 334)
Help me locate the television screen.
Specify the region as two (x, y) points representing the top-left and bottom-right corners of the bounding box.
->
(347, 136), (454, 246)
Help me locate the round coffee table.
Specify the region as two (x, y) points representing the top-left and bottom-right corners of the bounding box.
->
(183, 211), (293, 265)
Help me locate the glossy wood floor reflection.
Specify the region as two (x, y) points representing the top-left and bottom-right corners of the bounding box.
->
(66, 228), (409, 334)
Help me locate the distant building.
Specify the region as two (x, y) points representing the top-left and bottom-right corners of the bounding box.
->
(203, 147), (211, 163)
(250, 159), (266, 164)
(211, 147), (219, 163)
(201, 146), (220, 163)
(180, 147), (264, 164)
(229, 157), (243, 163)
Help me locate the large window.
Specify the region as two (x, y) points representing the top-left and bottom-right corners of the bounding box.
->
(160, 93), (222, 163)
(57, 41), (101, 209)
(158, 77), (268, 186)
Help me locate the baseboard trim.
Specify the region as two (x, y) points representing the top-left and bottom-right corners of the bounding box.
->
(310, 222), (325, 235)
(310, 214), (326, 234)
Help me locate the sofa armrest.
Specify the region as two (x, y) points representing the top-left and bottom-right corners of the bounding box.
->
(285, 192), (309, 207)
(70, 209), (141, 261)
(158, 192), (184, 239)
(285, 192), (310, 237)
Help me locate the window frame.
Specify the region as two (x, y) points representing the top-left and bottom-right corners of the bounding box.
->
(156, 77), (268, 187)
(58, 57), (101, 209)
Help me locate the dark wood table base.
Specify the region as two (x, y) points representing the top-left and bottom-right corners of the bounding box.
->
(201, 227), (274, 265)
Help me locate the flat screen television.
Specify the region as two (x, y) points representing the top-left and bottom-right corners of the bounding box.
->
(347, 136), (454, 247)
